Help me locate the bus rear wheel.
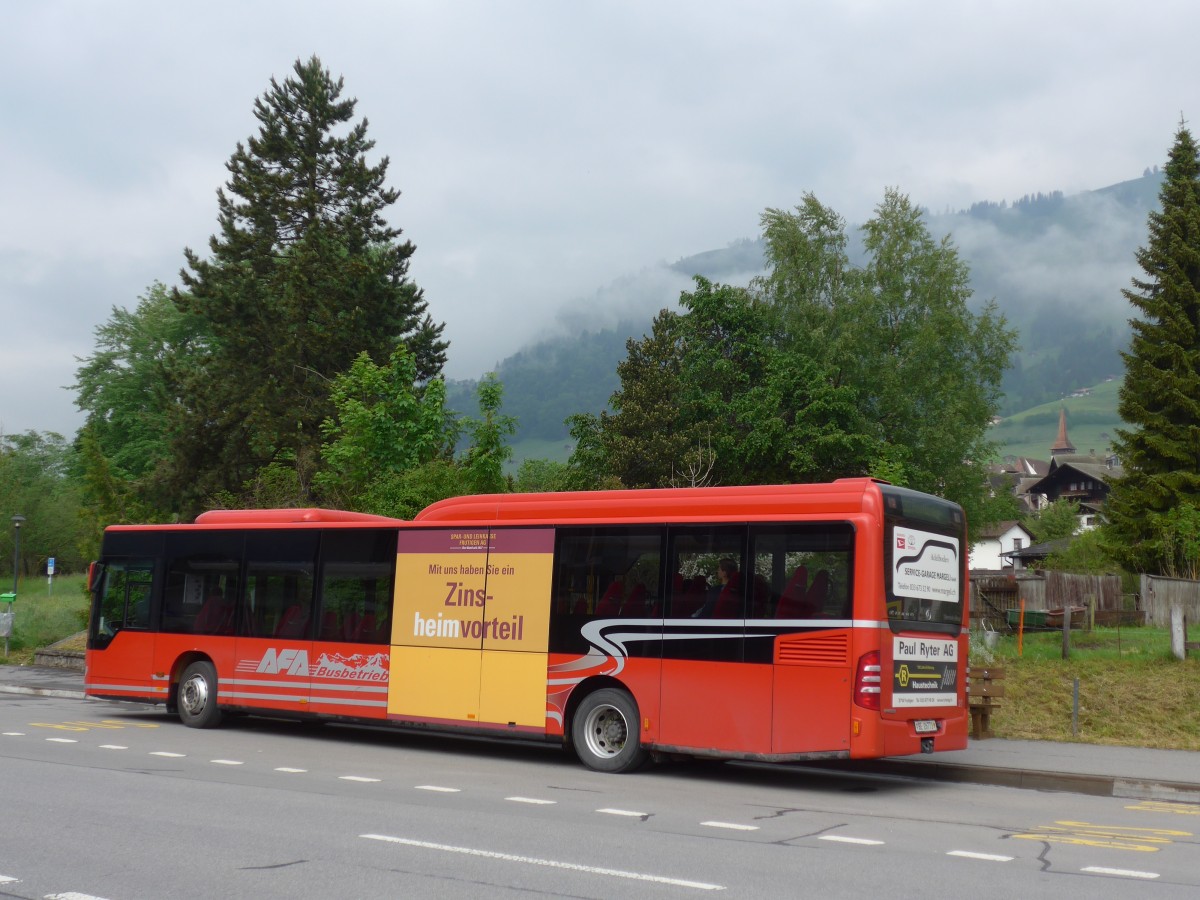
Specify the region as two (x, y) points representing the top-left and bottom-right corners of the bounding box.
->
(177, 660), (222, 729)
(571, 688), (648, 773)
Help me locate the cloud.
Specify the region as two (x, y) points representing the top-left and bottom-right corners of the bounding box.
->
(2, 1), (1196, 436)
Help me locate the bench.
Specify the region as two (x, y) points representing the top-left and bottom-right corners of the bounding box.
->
(968, 666), (1005, 739)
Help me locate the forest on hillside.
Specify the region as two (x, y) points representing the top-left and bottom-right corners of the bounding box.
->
(450, 171), (1160, 445)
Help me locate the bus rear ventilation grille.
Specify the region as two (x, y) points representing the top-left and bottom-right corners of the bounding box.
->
(775, 633), (849, 666)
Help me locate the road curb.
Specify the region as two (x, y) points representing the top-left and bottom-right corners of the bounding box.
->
(834, 758), (1200, 802)
(0, 683), (87, 700)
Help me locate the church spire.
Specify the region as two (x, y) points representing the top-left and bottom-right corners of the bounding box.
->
(1050, 406), (1075, 457)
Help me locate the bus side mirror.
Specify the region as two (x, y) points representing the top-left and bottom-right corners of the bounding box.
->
(88, 562), (103, 592)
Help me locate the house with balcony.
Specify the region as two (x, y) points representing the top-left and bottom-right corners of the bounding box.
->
(1023, 408), (1122, 532)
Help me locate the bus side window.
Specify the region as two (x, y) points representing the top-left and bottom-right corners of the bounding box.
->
(96, 562), (154, 638)
(317, 530), (397, 646)
(750, 523), (854, 621)
(549, 526), (664, 655)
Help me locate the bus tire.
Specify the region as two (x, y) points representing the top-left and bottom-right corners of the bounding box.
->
(571, 688), (648, 773)
(177, 660), (222, 729)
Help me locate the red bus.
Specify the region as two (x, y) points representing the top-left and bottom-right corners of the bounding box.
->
(85, 478), (969, 772)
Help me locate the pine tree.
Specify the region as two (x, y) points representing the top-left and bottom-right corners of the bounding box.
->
(167, 56), (447, 514)
(1107, 122), (1200, 572)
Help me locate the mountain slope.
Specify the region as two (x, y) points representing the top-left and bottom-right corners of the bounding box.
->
(454, 172), (1159, 453)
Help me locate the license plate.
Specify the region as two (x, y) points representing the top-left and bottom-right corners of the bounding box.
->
(913, 719), (938, 734)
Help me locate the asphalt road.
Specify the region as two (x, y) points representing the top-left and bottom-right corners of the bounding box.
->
(1, 692), (1198, 899)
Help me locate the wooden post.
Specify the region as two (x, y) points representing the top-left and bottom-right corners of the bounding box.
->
(1171, 603), (1185, 661)
(1017, 597), (1025, 657)
(1061, 602), (1071, 660)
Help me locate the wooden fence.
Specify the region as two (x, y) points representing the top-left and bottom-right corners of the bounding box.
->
(970, 571), (1123, 629)
(1139, 574), (1200, 627)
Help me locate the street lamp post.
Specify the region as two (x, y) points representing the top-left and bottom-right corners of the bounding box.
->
(9, 515), (23, 594)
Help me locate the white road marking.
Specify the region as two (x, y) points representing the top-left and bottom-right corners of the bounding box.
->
(98, 745), (128, 750)
(3, 732), (24, 736)
(1081, 866), (1160, 880)
(701, 821), (759, 831)
(46, 738), (78, 744)
(45, 893), (111, 899)
(819, 835), (884, 846)
(506, 796), (556, 805)
(948, 850), (1013, 862)
(0, 876), (16, 884)
(339, 775), (381, 783)
(597, 808), (648, 817)
(415, 785), (460, 793)
(275, 767), (307, 773)
(150, 751), (184, 758)
(210, 759), (243, 766)
(360, 834), (724, 891)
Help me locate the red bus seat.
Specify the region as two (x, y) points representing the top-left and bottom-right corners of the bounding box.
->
(775, 566), (813, 618)
(194, 595), (233, 634)
(596, 580), (623, 616)
(275, 605), (309, 638)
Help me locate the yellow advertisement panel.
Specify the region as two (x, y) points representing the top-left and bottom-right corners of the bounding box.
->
(388, 528), (554, 726)
(392, 528), (553, 652)
(480, 533), (553, 652)
(479, 650), (547, 727)
(389, 645), (481, 723)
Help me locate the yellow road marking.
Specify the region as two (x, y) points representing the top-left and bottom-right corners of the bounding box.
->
(30, 720), (160, 732)
(30, 723), (88, 731)
(1012, 821), (1191, 853)
(1126, 800), (1200, 816)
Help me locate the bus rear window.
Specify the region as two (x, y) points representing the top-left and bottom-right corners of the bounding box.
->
(882, 486), (965, 631)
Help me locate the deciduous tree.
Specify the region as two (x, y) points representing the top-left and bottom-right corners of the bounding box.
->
(1025, 498), (1079, 543)
(73, 282), (206, 517)
(754, 190), (1017, 533)
(574, 278), (873, 489)
(0, 432), (88, 576)
(459, 374), (516, 495)
(315, 346), (451, 510)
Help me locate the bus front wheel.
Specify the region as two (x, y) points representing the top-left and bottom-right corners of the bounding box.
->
(571, 688), (648, 773)
(177, 660), (223, 729)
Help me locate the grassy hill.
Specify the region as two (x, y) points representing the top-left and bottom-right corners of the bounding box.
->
(988, 377), (1123, 462)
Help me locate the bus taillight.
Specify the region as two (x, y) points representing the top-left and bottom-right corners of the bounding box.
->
(854, 650), (882, 711)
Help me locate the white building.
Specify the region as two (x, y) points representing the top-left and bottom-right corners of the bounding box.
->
(969, 520), (1035, 571)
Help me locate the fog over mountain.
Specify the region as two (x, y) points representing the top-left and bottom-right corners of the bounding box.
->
(463, 171), (1160, 444)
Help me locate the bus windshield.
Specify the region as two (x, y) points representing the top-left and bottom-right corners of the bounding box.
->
(881, 485), (966, 633)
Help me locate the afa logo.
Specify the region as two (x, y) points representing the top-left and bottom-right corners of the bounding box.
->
(239, 648), (389, 682)
(256, 647), (309, 676)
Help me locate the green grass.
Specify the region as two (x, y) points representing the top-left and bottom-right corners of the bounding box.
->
(971, 627), (1200, 749)
(988, 624), (1172, 662)
(0, 574), (90, 665)
(990, 377), (1123, 461)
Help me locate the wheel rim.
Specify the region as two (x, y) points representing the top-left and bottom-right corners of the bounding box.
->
(582, 702), (629, 759)
(180, 672), (210, 717)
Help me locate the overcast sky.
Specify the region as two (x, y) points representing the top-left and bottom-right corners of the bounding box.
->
(2, 1), (1195, 438)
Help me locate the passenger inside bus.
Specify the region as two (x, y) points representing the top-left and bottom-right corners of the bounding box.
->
(693, 558), (741, 617)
